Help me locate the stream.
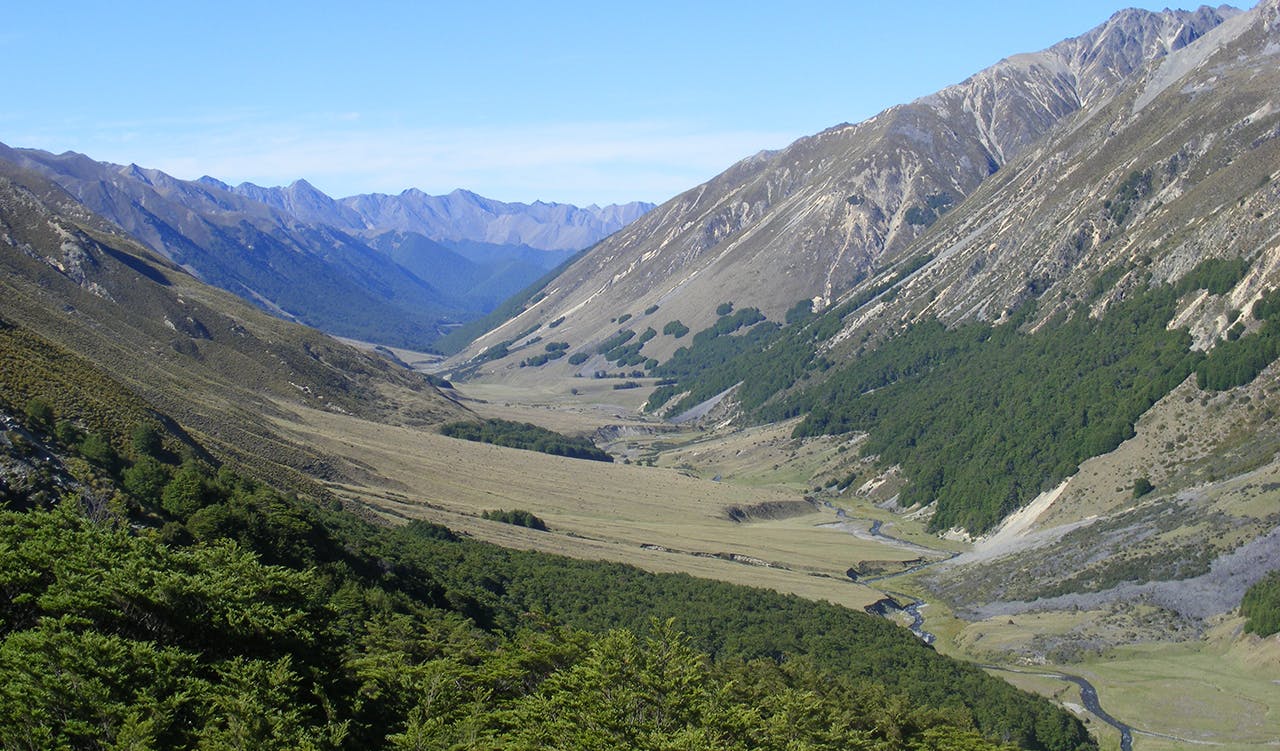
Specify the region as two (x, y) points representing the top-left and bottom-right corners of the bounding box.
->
(980, 666), (1134, 751)
(849, 512), (1138, 749)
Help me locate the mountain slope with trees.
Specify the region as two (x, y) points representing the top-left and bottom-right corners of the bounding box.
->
(0, 405), (1092, 751)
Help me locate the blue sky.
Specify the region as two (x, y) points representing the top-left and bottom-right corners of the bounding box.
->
(3, 2), (1253, 205)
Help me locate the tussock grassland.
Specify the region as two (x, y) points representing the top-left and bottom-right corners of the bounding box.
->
(272, 402), (924, 609)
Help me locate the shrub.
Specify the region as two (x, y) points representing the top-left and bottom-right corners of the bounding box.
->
(904, 206), (935, 226)
(481, 509), (548, 531)
(24, 399), (54, 431)
(1242, 570), (1280, 635)
(79, 433), (120, 472)
(663, 321), (690, 339)
(130, 423), (163, 458)
(55, 420), (80, 446)
(786, 300), (814, 325)
(161, 463), (211, 519)
(123, 456), (171, 508)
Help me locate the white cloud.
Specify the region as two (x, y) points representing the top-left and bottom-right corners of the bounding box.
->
(31, 113), (798, 205)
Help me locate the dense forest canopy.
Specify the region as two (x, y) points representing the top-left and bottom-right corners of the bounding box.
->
(1242, 570), (1280, 636)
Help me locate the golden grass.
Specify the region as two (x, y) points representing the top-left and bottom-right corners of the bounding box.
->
(654, 419), (839, 486)
(271, 402), (916, 609)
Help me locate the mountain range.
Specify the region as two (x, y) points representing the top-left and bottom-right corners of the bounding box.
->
(0, 142), (652, 351)
(221, 178), (650, 252)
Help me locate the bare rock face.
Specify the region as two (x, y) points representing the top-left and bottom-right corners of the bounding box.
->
(452, 6), (1237, 373)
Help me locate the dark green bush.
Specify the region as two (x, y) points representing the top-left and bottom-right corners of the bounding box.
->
(481, 509), (548, 531)
(663, 320), (690, 338)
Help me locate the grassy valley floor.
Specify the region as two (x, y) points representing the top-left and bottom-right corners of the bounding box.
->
(271, 398), (933, 610)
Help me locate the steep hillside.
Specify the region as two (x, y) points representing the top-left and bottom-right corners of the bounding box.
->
(781, 0), (1280, 527)
(447, 5), (1235, 373)
(642, 0), (1280, 524)
(864, 2), (1280, 332)
(0, 160), (467, 490)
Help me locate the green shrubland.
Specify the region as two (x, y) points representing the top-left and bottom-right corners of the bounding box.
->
(0, 473), (1091, 751)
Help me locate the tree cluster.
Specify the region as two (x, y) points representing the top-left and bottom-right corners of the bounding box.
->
(482, 508), (549, 530)
(789, 290), (1200, 533)
(440, 418), (613, 462)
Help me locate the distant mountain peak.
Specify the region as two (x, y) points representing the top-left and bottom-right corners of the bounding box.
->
(196, 175), (230, 191)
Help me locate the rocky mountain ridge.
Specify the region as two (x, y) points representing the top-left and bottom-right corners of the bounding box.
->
(863, 0), (1280, 339)
(448, 5), (1239, 370)
(209, 178), (653, 253)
